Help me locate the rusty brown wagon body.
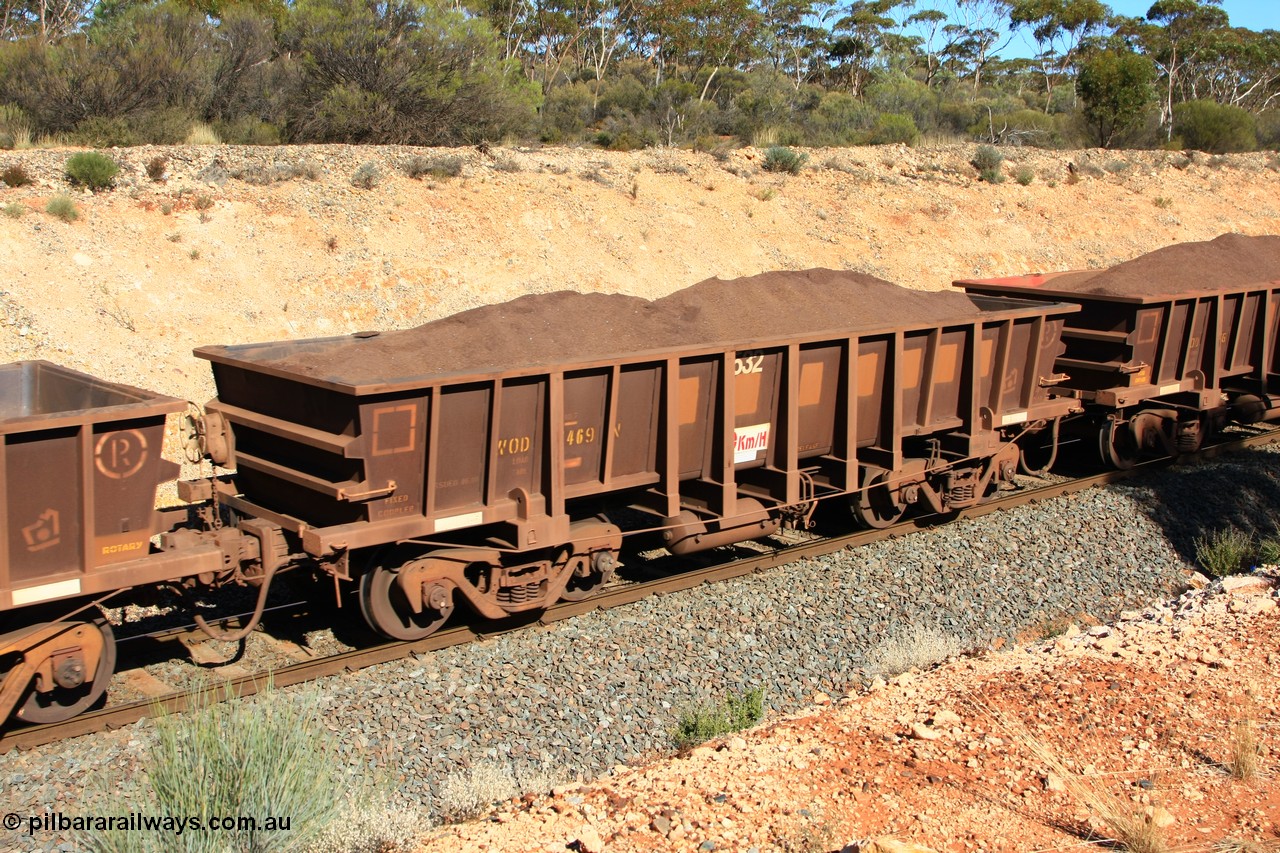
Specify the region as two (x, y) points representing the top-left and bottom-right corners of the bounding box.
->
(0, 362), (221, 724)
(194, 292), (1080, 639)
(956, 272), (1280, 466)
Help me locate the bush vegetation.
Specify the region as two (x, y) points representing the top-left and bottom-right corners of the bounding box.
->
(351, 161), (381, 188)
(79, 686), (349, 853)
(671, 687), (765, 750)
(1174, 100), (1258, 153)
(402, 154), (464, 179)
(0, 0), (1274, 154)
(65, 151), (119, 190)
(762, 146), (808, 174)
(972, 144), (1005, 183)
(1194, 527), (1254, 577)
(2, 163), (32, 186)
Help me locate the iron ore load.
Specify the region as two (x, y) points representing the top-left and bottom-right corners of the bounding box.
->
(1, 237), (1277, 730)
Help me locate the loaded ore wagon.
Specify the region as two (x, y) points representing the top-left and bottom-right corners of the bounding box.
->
(956, 234), (1280, 467)
(194, 270), (1081, 640)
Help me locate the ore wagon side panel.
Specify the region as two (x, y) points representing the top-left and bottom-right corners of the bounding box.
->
(956, 276), (1280, 410)
(0, 362), (220, 611)
(196, 292), (1078, 558)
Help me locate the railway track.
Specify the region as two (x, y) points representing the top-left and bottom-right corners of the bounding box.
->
(4, 426), (1278, 754)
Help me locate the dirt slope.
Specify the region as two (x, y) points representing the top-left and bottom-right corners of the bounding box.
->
(2, 143), (1278, 406)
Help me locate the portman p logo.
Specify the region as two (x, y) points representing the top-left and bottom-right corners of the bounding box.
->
(733, 423), (770, 464)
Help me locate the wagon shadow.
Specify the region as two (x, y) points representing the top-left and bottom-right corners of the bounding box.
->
(1123, 444), (1280, 567)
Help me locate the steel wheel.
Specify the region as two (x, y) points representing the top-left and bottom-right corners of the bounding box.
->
(1098, 419), (1138, 470)
(15, 618), (117, 725)
(851, 471), (907, 529)
(359, 565), (453, 641)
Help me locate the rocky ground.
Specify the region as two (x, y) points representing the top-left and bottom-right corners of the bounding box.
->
(418, 570), (1278, 853)
(1, 142), (1279, 852)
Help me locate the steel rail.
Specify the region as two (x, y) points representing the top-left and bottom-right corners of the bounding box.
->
(4, 426), (1278, 754)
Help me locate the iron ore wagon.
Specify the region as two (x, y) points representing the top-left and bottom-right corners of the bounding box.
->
(957, 234), (1280, 467)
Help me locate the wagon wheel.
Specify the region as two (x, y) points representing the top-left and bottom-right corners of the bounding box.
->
(1098, 419), (1139, 470)
(851, 470), (908, 529)
(359, 565), (453, 641)
(15, 617), (117, 725)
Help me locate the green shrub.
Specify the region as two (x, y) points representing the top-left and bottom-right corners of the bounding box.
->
(1174, 100), (1257, 154)
(971, 144), (1004, 173)
(402, 154), (464, 179)
(46, 195), (78, 222)
(2, 163), (32, 187)
(1195, 527), (1253, 577)
(672, 687), (765, 750)
(978, 166), (1005, 184)
(762, 145), (807, 174)
(1015, 165), (1035, 185)
(78, 686), (348, 852)
(3, 202), (26, 218)
(351, 161), (381, 189)
(65, 151), (120, 191)
(867, 113), (918, 146)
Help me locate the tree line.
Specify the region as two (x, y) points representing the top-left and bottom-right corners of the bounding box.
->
(0, 0), (1276, 152)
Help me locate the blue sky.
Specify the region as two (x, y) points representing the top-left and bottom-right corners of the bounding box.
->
(1000, 0), (1278, 59)
(1099, 0), (1277, 31)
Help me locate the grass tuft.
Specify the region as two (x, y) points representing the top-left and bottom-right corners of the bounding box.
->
(3, 202), (25, 218)
(351, 161), (381, 189)
(79, 683), (351, 852)
(46, 194), (78, 222)
(1228, 685), (1262, 783)
(987, 704), (1171, 853)
(866, 626), (964, 678)
(671, 687), (765, 751)
(185, 122), (221, 145)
